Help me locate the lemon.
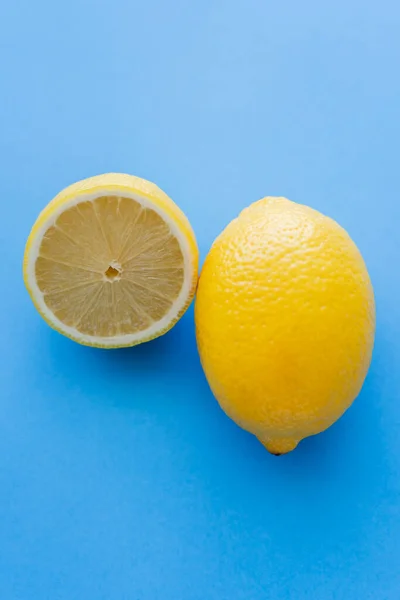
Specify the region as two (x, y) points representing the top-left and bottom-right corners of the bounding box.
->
(195, 197), (375, 454)
(24, 173), (198, 348)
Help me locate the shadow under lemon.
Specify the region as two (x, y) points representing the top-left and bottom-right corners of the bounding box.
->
(40, 304), (207, 409)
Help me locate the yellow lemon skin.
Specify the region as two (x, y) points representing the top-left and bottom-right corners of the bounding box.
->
(195, 197), (375, 454)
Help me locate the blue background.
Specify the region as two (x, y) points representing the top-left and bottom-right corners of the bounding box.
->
(1, 1), (399, 598)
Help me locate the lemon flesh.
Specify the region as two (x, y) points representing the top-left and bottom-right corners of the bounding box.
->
(24, 174), (198, 348)
(195, 197), (375, 454)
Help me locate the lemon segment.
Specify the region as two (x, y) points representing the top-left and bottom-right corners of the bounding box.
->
(24, 174), (198, 348)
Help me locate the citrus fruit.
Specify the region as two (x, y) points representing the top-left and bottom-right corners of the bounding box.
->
(195, 197), (375, 454)
(24, 173), (198, 348)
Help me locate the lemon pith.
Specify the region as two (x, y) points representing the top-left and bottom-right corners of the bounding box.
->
(195, 197), (375, 454)
(24, 173), (198, 348)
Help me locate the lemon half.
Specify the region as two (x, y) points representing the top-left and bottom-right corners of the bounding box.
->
(24, 173), (198, 348)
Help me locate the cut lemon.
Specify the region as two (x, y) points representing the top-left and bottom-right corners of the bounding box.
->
(23, 173), (198, 348)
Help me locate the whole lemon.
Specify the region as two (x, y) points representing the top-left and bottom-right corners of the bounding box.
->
(195, 197), (375, 454)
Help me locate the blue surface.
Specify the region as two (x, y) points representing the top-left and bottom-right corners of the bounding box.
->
(1, 1), (399, 598)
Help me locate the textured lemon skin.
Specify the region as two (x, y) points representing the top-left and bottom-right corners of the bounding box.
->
(23, 173), (199, 348)
(195, 197), (375, 454)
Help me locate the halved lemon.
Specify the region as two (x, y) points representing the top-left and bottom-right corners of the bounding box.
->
(23, 173), (198, 348)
